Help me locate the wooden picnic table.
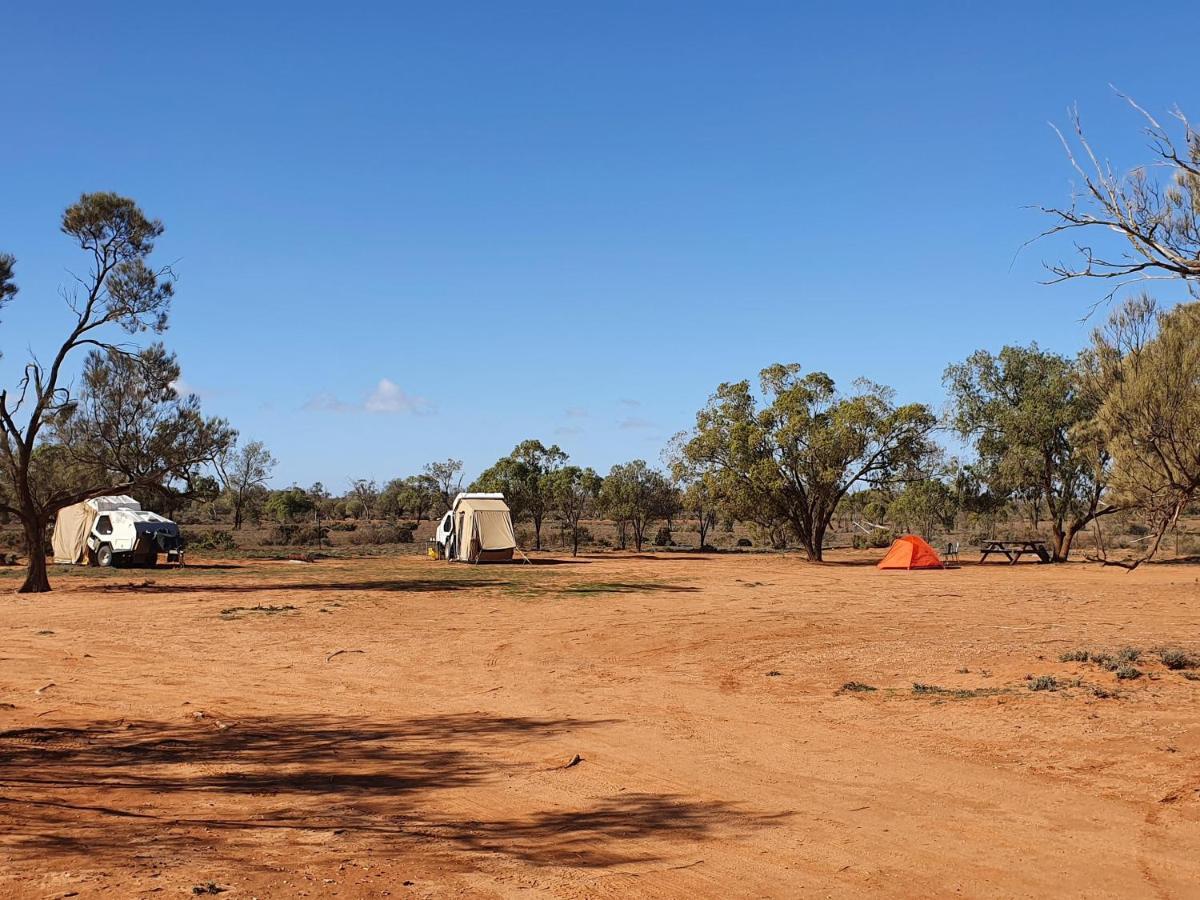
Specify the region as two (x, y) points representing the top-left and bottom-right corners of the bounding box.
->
(979, 539), (1052, 564)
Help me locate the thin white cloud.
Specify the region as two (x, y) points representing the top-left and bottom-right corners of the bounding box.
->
(364, 378), (431, 415)
(555, 424), (584, 436)
(619, 398), (641, 408)
(619, 416), (656, 430)
(565, 406), (588, 418)
(302, 391), (355, 413)
(303, 379), (432, 415)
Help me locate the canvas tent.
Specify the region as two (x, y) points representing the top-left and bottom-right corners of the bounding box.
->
(52, 503), (98, 564)
(453, 495), (517, 563)
(877, 534), (944, 570)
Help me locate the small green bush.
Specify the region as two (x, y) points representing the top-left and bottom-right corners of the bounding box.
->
(1115, 665), (1142, 680)
(1059, 649), (1091, 663)
(1116, 646), (1141, 663)
(652, 526), (674, 547)
(1028, 675), (1060, 692)
(347, 524), (414, 545)
(187, 530), (237, 551)
(1159, 648), (1199, 670)
(853, 530), (896, 550)
(263, 524), (330, 546)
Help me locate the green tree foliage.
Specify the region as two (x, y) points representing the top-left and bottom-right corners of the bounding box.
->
(599, 460), (673, 552)
(1080, 296), (1200, 566)
(377, 475), (437, 523)
(546, 465), (602, 556)
(423, 458), (463, 510)
(265, 487), (316, 523)
(886, 478), (959, 539)
(678, 364), (936, 561)
(944, 343), (1115, 560)
(348, 478), (379, 519)
(216, 440), (276, 529)
(680, 479), (719, 550)
(472, 440), (567, 550)
(0, 195), (234, 592)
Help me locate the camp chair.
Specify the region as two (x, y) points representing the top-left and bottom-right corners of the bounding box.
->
(945, 541), (960, 563)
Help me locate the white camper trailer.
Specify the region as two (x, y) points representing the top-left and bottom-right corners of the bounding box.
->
(434, 493), (517, 563)
(51, 496), (183, 568)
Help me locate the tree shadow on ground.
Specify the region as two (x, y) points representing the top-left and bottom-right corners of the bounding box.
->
(0, 714), (780, 872)
(94, 578), (511, 595)
(561, 582), (700, 595)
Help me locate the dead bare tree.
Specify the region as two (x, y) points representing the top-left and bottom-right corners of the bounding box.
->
(1036, 92), (1200, 305)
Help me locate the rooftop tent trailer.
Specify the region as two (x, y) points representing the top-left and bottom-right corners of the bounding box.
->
(434, 492), (518, 563)
(51, 495), (184, 568)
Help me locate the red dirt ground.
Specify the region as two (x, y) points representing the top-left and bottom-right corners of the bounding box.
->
(1, 551), (1199, 898)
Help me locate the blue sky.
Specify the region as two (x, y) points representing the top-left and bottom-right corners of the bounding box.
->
(2, 2), (1195, 487)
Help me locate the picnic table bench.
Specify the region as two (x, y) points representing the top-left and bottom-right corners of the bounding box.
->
(979, 539), (1052, 564)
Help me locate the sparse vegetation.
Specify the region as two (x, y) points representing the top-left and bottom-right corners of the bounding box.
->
(839, 681), (877, 693)
(219, 604), (298, 619)
(1028, 675), (1060, 692)
(1115, 666), (1142, 680)
(1158, 648), (1199, 670)
(1060, 649), (1091, 663)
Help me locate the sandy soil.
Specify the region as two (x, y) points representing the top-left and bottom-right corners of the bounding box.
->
(1, 551), (1199, 899)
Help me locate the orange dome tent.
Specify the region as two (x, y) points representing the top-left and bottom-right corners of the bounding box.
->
(877, 534), (944, 570)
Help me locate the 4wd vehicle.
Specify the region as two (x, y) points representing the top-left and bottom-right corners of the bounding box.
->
(51, 495), (184, 568)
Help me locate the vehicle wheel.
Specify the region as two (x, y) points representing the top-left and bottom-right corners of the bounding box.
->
(96, 544), (114, 568)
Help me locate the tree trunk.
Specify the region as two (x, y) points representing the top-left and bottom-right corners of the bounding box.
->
(533, 514), (543, 551)
(1059, 525), (1079, 561)
(698, 517), (709, 550)
(19, 517), (51, 594)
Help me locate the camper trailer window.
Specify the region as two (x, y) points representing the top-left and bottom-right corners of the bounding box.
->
(96, 515), (113, 535)
(442, 514), (453, 532)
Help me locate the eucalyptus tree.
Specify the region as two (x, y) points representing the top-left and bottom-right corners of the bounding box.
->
(547, 465), (602, 556)
(944, 343), (1115, 560)
(677, 364), (936, 561)
(1080, 296), (1200, 567)
(0, 194), (234, 592)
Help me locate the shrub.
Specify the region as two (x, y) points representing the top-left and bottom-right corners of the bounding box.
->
(1028, 675), (1059, 692)
(1059, 649), (1091, 663)
(1115, 665), (1142, 680)
(1116, 646), (1141, 663)
(347, 524), (414, 546)
(735, 537), (752, 548)
(264, 524), (330, 546)
(187, 530), (237, 552)
(853, 530), (895, 550)
(840, 681), (877, 692)
(328, 521), (358, 532)
(652, 526), (674, 547)
(1158, 648), (1199, 670)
